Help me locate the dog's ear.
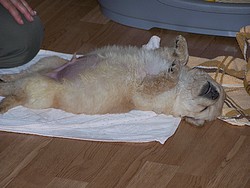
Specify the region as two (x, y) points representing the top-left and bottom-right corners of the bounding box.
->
(138, 61), (180, 95)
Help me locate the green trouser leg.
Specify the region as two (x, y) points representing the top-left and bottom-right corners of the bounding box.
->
(0, 4), (44, 68)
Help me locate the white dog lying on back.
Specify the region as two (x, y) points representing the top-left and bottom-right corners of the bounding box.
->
(0, 35), (225, 126)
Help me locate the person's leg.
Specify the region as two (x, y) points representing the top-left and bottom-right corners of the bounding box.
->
(0, 4), (44, 68)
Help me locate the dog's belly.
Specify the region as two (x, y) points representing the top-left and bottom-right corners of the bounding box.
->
(47, 54), (100, 81)
(54, 86), (134, 115)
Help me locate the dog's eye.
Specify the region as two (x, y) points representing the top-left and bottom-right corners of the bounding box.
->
(200, 106), (208, 112)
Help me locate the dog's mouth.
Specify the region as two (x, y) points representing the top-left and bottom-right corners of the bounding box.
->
(184, 116), (205, 126)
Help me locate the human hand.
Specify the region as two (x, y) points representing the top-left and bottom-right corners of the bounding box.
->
(0, 0), (36, 24)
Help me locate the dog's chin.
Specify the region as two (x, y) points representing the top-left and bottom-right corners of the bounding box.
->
(184, 117), (205, 126)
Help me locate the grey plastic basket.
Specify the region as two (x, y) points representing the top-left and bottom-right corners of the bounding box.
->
(98, 0), (250, 37)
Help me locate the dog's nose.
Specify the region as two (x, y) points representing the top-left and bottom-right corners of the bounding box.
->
(210, 88), (219, 100)
(199, 81), (219, 100)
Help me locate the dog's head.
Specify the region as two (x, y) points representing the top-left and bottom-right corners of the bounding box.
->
(174, 67), (225, 126)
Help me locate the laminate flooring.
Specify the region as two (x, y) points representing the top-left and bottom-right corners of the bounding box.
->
(0, 0), (249, 187)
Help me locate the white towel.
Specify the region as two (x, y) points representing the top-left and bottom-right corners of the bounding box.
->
(0, 40), (181, 144)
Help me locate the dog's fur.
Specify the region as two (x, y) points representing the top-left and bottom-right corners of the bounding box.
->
(0, 36), (225, 126)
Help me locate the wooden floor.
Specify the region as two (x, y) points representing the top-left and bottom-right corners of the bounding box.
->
(1, 0), (249, 187)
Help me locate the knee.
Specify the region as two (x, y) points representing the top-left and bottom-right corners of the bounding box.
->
(15, 16), (44, 64)
(18, 16), (44, 62)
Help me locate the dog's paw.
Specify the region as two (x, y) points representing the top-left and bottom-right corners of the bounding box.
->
(0, 106), (8, 114)
(0, 75), (7, 82)
(0, 100), (10, 114)
(0, 75), (14, 82)
(0, 78), (6, 83)
(175, 35), (187, 52)
(168, 61), (177, 73)
(0, 95), (23, 114)
(167, 60), (181, 81)
(173, 35), (189, 65)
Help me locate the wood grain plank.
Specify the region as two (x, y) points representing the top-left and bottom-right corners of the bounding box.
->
(206, 136), (250, 188)
(71, 0), (97, 7)
(152, 29), (242, 59)
(0, 131), (20, 154)
(55, 142), (121, 182)
(48, 21), (101, 53)
(41, 2), (95, 52)
(77, 22), (155, 54)
(244, 178), (250, 188)
(28, 0), (73, 24)
(112, 143), (161, 188)
(178, 121), (242, 177)
(6, 139), (91, 187)
(93, 20), (155, 44)
(166, 173), (208, 188)
(0, 135), (51, 187)
(147, 121), (211, 165)
(86, 143), (158, 188)
(0, 1), (249, 187)
(46, 177), (88, 188)
(80, 6), (109, 24)
(26, 0), (43, 9)
(126, 161), (179, 188)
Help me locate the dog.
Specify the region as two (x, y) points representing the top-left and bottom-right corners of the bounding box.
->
(0, 35), (225, 126)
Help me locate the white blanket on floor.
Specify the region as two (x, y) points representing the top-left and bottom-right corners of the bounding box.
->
(0, 49), (181, 144)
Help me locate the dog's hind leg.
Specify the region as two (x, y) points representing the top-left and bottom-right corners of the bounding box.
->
(0, 81), (26, 113)
(0, 81), (14, 96)
(0, 56), (68, 82)
(0, 95), (26, 113)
